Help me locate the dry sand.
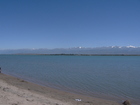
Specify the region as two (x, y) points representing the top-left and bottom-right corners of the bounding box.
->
(0, 73), (121, 105)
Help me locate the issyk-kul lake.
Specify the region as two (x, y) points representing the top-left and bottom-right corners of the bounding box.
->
(0, 55), (140, 104)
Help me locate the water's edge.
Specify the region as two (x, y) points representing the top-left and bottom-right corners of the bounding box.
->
(0, 55), (140, 104)
(3, 71), (139, 105)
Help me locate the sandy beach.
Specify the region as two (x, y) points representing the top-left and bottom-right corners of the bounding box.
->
(0, 73), (121, 105)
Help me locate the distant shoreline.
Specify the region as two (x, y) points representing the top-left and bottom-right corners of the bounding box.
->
(1, 53), (140, 56)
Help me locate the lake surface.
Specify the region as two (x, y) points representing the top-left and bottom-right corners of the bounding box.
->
(0, 55), (140, 103)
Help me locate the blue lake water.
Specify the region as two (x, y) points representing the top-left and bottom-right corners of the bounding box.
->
(0, 55), (140, 103)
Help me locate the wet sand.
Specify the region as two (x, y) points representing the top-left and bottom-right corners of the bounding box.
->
(0, 73), (121, 105)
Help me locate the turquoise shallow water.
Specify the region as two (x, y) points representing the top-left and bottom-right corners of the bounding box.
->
(0, 55), (140, 103)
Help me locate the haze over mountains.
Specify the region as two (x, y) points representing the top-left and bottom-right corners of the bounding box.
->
(1, 46), (140, 55)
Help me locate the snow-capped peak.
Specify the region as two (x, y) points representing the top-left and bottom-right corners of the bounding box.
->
(126, 45), (136, 48)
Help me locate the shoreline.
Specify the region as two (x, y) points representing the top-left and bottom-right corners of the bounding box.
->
(0, 73), (121, 105)
(1, 54), (140, 56)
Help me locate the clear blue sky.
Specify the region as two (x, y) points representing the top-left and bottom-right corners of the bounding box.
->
(0, 0), (140, 49)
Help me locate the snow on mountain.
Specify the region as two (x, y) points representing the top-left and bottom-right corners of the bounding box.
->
(126, 45), (137, 48)
(0, 46), (140, 54)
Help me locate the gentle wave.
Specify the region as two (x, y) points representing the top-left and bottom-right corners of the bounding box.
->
(0, 55), (140, 103)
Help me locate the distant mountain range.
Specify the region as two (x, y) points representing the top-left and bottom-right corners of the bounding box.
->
(0, 46), (140, 55)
